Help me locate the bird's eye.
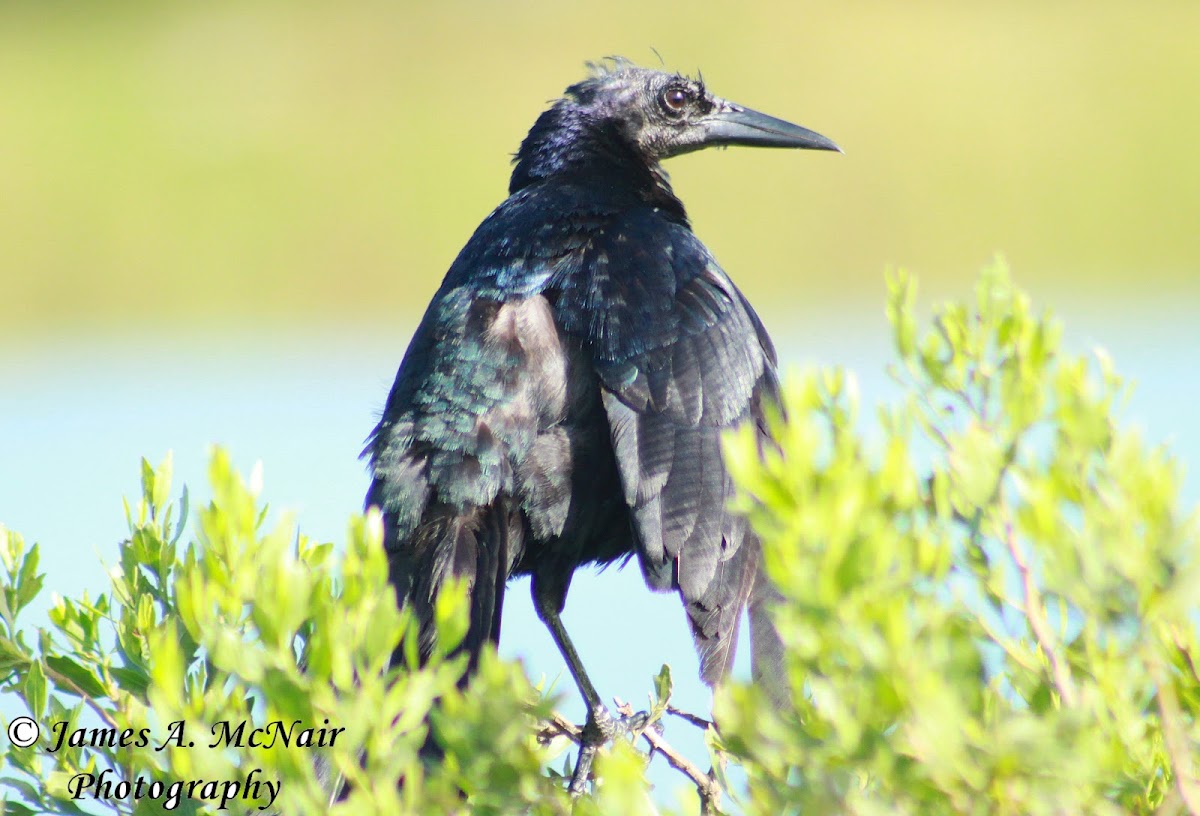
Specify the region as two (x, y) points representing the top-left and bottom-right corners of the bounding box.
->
(662, 86), (690, 113)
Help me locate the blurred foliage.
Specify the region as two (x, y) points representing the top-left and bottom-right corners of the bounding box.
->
(2, 264), (1198, 814)
(720, 260), (1200, 814)
(1, 2), (1199, 341)
(0, 452), (578, 815)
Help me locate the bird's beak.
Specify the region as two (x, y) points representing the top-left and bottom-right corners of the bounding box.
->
(700, 99), (841, 152)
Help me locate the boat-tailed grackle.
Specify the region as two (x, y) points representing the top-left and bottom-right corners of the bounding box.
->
(365, 59), (839, 792)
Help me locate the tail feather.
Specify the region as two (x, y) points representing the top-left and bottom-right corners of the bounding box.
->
(686, 534), (789, 705)
(686, 536), (760, 687)
(747, 557), (788, 706)
(463, 501), (513, 671)
(384, 499), (520, 670)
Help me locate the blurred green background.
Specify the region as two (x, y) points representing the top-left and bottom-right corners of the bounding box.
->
(2, 0), (1197, 338)
(2, 3), (1198, 803)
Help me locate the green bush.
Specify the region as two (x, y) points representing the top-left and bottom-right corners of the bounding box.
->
(719, 261), (1200, 815)
(2, 262), (1197, 815)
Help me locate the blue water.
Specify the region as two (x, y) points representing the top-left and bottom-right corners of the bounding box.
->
(2, 298), (1197, 804)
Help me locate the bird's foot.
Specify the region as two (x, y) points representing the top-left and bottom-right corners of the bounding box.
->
(568, 704), (612, 796)
(612, 708), (654, 739)
(567, 703), (655, 796)
(579, 702), (618, 745)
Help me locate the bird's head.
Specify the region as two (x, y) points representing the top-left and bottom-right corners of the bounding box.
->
(564, 60), (841, 162)
(509, 60), (839, 198)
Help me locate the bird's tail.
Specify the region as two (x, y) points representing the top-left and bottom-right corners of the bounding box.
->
(686, 534), (789, 704)
(386, 500), (515, 673)
(686, 531), (760, 687)
(747, 558), (789, 707)
(315, 502), (515, 806)
(460, 502), (513, 672)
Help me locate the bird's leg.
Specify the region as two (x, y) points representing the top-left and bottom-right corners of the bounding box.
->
(532, 580), (649, 795)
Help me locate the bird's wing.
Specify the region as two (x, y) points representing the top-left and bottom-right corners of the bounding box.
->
(365, 281), (569, 660)
(366, 185), (626, 661)
(556, 209), (779, 683)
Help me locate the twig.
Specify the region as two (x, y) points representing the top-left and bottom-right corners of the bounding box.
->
(614, 699), (722, 815)
(666, 705), (713, 731)
(956, 588), (1041, 675)
(43, 660), (121, 730)
(1003, 519), (1078, 707)
(539, 704), (724, 812)
(1170, 627), (1200, 685)
(536, 711), (582, 746)
(537, 711), (597, 796)
(1151, 658), (1200, 816)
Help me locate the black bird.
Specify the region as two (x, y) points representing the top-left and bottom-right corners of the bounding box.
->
(365, 60), (838, 787)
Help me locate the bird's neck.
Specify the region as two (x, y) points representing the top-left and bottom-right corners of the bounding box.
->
(509, 104), (688, 220)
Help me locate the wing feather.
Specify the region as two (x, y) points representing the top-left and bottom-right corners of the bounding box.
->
(562, 209), (778, 683)
(366, 285), (575, 660)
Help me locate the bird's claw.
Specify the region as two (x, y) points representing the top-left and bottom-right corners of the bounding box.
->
(580, 703), (618, 744)
(583, 702), (654, 743)
(614, 708), (653, 738)
(567, 703), (655, 795)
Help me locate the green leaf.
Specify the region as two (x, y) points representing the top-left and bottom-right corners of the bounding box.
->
(0, 592), (13, 632)
(14, 543), (44, 616)
(947, 422), (1005, 509)
(147, 622), (185, 706)
(110, 665), (152, 697)
(1, 794), (43, 816)
(44, 654), (107, 700)
(170, 484), (190, 546)
(0, 526), (21, 576)
(152, 450), (174, 515)
(0, 635), (27, 672)
(44, 771), (85, 803)
(886, 267), (918, 361)
(24, 658), (47, 720)
(140, 456), (156, 511)
(653, 664), (673, 707)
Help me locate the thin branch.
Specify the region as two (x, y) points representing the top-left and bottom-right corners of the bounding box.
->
(1004, 519), (1078, 707)
(956, 588), (1041, 675)
(536, 712), (581, 746)
(539, 703), (725, 812)
(1171, 627), (1200, 685)
(43, 660), (120, 730)
(614, 699), (723, 815)
(666, 705), (713, 731)
(1151, 658), (1200, 816)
